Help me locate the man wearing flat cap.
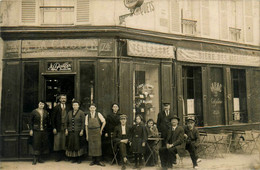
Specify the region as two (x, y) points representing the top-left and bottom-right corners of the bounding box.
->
(113, 114), (131, 170)
(184, 118), (200, 169)
(159, 116), (185, 170)
(157, 103), (172, 147)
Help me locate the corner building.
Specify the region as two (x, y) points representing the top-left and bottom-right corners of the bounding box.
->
(0, 0), (259, 159)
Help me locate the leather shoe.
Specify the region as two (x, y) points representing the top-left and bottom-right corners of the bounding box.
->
(97, 161), (105, 166)
(55, 158), (61, 162)
(32, 157), (37, 165)
(89, 161), (95, 166)
(121, 165), (126, 170)
(38, 158), (44, 163)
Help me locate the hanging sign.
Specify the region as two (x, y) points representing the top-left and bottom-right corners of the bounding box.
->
(47, 62), (72, 71)
(124, 0), (144, 9)
(127, 40), (175, 59)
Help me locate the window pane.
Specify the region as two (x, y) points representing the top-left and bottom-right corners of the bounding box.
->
(80, 62), (95, 112)
(23, 62), (39, 112)
(134, 64), (159, 123)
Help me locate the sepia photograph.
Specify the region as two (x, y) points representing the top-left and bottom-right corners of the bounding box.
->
(0, 0), (259, 169)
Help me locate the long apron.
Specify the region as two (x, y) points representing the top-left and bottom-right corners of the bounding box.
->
(88, 113), (102, 156)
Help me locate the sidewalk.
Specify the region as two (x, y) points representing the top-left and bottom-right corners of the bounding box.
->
(0, 153), (259, 170)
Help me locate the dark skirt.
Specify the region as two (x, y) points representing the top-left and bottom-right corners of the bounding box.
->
(131, 137), (145, 154)
(33, 131), (49, 155)
(66, 131), (85, 157)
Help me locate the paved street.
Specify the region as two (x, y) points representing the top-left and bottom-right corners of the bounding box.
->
(1, 153), (259, 170)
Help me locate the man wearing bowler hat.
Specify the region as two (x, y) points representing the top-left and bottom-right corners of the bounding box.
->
(113, 114), (131, 170)
(184, 118), (200, 169)
(157, 103), (172, 147)
(159, 116), (185, 170)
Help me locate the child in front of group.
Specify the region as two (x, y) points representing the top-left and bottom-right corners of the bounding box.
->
(130, 114), (148, 169)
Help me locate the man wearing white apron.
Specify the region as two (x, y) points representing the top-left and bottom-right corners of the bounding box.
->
(85, 104), (106, 166)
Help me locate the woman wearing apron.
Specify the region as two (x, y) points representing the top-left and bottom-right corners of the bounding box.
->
(85, 103), (106, 166)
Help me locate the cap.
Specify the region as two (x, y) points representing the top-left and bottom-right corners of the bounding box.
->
(170, 115), (180, 121)
(120, 114), (128, 119)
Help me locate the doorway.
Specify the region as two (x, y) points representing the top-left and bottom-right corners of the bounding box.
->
(44, 75), (75, 110)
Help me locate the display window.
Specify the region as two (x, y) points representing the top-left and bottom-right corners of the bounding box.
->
(133, 63), (159, 123)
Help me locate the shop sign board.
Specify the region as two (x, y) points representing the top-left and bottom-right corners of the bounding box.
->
(127, 40), (175, 59)
(4, 40), (20, 58)
(177, 48), (260, 67)
(47, 62), (72, 72)
(21, 39), (99, 58)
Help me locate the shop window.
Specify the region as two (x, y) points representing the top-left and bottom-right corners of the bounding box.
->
(182, 66), (203, 126)
(80, 62), (95, 112)
(22, 62), (39, 131)
(133, 64), (159, 123)
(231, 69), (247, 123)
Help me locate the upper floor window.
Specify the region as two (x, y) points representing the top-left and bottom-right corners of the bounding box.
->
(229, 27), (241, 42)
(181, 18), (197, 35)
(40, 0), (74, 25)
(21, 0), (90, 25)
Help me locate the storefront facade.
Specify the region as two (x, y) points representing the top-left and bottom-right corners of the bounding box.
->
(1, 26), (260, 159)
(0, 29), (177, 159)
(176, 46), (260, 128)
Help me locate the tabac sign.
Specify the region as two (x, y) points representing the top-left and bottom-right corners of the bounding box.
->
(127, 40), (175, 59)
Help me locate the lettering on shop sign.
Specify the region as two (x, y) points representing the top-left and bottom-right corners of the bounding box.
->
(21, 39), (99, 58)
(177, 48), (260, 67)
(47, 62), (72, 71)
(127, 39), (175, 58)
(210, 82), (223, 115)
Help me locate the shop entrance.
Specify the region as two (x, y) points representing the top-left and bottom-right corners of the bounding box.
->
(44, 75), (75, 110)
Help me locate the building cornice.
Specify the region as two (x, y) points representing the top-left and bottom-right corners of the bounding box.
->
(1, 25), (259, 54)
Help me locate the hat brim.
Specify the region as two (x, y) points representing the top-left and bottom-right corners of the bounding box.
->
(170, 116), (180, 121)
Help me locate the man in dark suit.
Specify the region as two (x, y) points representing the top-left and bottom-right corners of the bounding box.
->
(159, 116), (185, 170)
(157, 103), (172, 147)
(113, 114), (131, 170)
(184, 118), (200, 169)
(52, 94), (70, 162)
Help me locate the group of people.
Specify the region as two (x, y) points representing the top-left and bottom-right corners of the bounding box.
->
(29, 95), (200, 170)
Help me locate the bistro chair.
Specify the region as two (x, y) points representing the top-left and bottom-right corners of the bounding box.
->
(239, 130), (260, 154)
(110, 132), (119, 165)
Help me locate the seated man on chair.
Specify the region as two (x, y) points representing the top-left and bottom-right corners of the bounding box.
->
(113, 114), (131, 170)
(184, 118), (200, 169)
(159, 116), (185, 170)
